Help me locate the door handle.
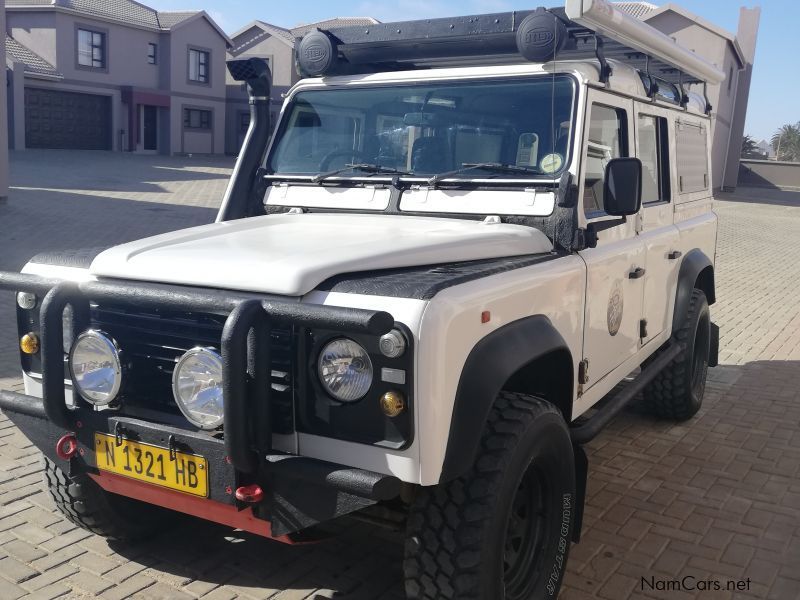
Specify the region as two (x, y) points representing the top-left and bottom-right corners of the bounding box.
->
(668, 250), (682, 260)
(629, 267), (646, 280)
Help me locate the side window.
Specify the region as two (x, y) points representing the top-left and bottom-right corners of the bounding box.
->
(637, 115), (671, 204)
(583, 104), (627, 214)
(675, 121), (709, 194)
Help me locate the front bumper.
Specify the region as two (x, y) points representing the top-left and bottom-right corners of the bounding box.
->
(0, 272), (402, 538)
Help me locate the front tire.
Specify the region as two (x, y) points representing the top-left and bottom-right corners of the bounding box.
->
(404, 392), (576, 600)
(43, 457), (169, 542)
(643, 289), (711, 421)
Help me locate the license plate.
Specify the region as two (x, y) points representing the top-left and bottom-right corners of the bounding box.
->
(94, 433), (208, 498)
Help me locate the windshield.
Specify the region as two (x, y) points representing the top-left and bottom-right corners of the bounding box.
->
(267, 76), (576, 180)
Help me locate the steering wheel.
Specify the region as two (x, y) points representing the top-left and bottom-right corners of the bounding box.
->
(319, 148), (372, 171)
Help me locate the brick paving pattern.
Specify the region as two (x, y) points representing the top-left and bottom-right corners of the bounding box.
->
(0, 152), (798, 599)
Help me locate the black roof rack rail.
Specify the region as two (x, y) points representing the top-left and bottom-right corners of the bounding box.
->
(294, 3), (724, 93)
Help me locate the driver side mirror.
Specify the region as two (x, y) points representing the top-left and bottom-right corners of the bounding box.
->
(603, 158), (642, 217)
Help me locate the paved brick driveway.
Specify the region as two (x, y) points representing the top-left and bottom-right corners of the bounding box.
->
(0, 151), (798, 599)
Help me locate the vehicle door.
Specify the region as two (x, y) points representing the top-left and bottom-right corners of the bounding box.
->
(578, 91), (646, 388)
(634, 104), (682, 344)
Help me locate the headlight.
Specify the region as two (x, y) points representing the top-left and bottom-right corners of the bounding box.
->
(317, 338), (373, 402)
(69, 330), (123, 406)
(172, 348), (224, 430)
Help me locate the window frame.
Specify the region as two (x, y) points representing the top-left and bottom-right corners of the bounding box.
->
(147, 42), (158, 65)
(183, 108), (213, 131)
(76, 25), (108, 72)
(188, 47), (211, 85)
(581, 101), (630, 219)
(636, 113), (672, 206)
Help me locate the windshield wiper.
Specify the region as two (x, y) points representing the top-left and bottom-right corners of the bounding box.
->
(312, 163), (409, 184)
(427, 162), (541, 187)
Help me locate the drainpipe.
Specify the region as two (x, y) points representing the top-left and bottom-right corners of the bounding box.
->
(217, 58), (272, 222)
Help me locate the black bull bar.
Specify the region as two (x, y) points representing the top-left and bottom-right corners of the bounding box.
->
(0, 271), (395, 475)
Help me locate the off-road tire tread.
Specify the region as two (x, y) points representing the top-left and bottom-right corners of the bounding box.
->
(404, 392), (561, 600)
(43, 457), (163, 542)
(643, 289), (708, 420)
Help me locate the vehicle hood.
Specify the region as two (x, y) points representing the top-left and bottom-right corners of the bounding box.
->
(90, 213), (553, 296)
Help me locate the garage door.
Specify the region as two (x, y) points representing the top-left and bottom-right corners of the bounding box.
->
(25, 88), (112, 150)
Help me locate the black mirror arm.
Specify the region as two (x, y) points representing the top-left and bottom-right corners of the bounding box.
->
(584, 215), (627, 249)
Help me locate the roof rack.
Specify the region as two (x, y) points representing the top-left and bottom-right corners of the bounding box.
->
(295, 0), (724, 99)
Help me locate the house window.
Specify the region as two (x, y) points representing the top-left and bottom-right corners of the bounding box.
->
(184, 109), (212, 130)
(78, 29), (106, 69)
(188, 49), (209, 83)
(148, 43), (158, 65)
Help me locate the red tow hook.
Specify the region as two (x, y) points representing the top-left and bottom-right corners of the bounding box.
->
(55, 434), (79, 460)
(235, 484), (264, 504)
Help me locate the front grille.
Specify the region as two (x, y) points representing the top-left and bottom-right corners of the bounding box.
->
(90, 305), (295, 433)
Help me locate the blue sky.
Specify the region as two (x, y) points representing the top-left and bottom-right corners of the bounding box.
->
(150, 0), (793, 142)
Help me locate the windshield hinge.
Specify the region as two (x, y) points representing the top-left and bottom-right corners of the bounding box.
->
(482, 215), (502, 225)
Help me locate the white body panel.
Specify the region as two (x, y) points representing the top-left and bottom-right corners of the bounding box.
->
(90, 213), (553, 296)
(400, 188), (556, 217)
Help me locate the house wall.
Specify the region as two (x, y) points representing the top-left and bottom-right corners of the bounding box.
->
(169, 17), (228, 154)
(1, 6), (9, 200)
(645, 12), (735, 191)
(6, 9), (229, 155)
(225, 33), (294, 154)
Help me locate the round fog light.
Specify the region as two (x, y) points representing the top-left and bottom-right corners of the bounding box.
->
(172, 348), (225, 430)
(69, 330), (123, 406)
(380, 390), (406, 417)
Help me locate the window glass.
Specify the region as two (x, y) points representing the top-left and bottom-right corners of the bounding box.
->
(638, 115), (670, 203)
(148, 43), (157, 65)
(78, 29), (105, 68)
(268, 76), (575, 177)
(583, 104), (626, 214)
(676, 121), (709, 193)
(184, 109), (212, 130)
(189, 49), (209, 83)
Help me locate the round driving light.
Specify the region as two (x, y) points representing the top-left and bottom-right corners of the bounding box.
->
(379, 329), (406, 359)
(20, 333), (40, 355)
(17, 292), (37, 310)
(317, 338), (373, 402)
(380, 391), (406, 417)
(172, 348), (225, 430)
(69, 330), (122, 406)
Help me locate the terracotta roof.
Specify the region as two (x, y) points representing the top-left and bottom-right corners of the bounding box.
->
(5, 35), (63, 79)
(613, 2), (659, 20)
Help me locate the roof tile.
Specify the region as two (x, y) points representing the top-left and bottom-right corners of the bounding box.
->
(5, 35), (63, 78)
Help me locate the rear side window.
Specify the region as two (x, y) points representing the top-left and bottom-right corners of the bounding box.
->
(638, 115), (671, 203)
(675, 120), (709, 193)
(583, 104), (627, 214)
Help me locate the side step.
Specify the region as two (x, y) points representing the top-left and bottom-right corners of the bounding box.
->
(570, 342), (682, 444)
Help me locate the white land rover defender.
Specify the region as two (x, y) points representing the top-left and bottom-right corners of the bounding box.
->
(0, 1), (721, 598)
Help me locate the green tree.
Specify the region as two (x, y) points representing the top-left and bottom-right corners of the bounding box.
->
(741, 134), (761, 158)
(771, 122), (800, 162)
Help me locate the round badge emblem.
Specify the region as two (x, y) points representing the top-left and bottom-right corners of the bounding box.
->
(607, 280), (624, 336)
(540, 153), (563, 174)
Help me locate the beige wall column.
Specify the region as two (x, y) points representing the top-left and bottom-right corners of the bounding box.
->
(11, 63), (26, 150)
(721, 7), (761, 191)
(1, 6), (10, 200)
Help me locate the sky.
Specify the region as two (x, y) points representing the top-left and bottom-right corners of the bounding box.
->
(148, 0), (796, 142)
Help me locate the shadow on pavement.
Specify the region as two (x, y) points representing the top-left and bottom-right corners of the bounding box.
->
(717, 187), (800, 207)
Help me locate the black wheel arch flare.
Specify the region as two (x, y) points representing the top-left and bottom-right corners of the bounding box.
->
(673, 248), (716, 335)
(439, 315), (574, 483)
